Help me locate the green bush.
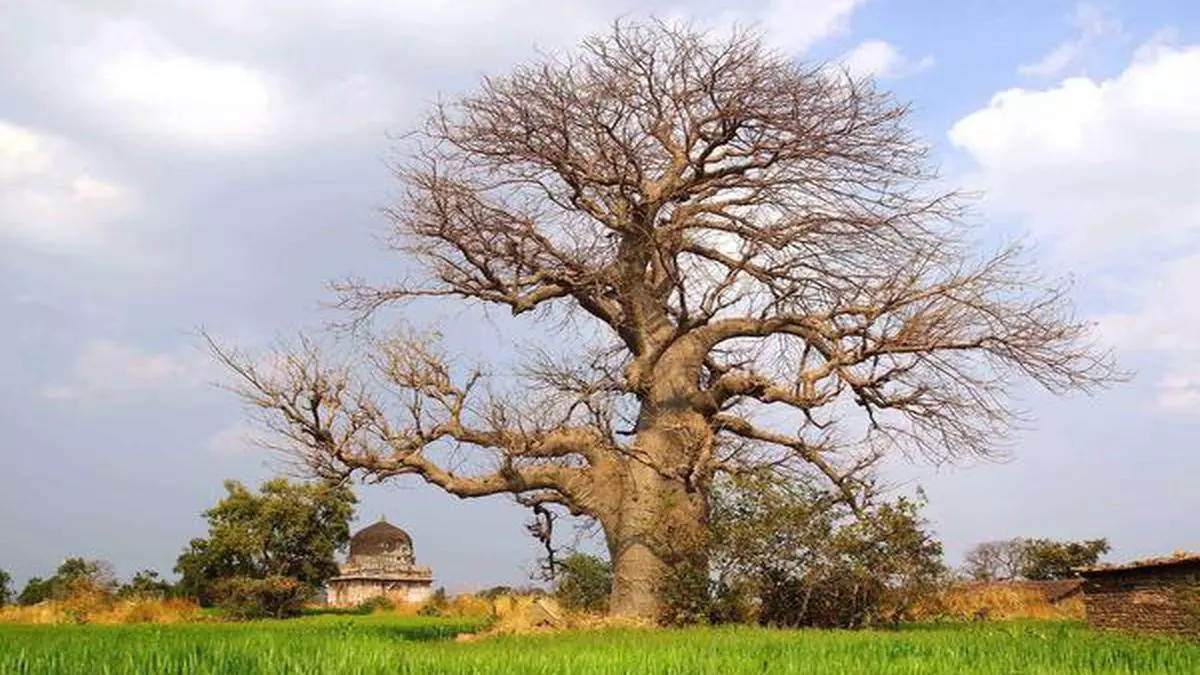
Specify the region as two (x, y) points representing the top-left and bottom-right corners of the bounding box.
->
(356, 595), (396, 614)
(215, 576), (313, 620)
(710, 473), (947, 628)
(418, 587), (449, 617)
(553, 553), (611, 614)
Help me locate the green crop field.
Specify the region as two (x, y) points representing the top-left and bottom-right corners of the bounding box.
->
(1, 615), (1197, 675)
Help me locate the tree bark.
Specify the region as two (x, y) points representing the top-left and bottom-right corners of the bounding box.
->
(605, 406), (712, 619)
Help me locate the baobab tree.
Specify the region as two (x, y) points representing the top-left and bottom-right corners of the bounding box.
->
(214, 21), (1116, 619)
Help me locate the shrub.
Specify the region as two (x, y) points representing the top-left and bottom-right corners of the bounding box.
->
(709, 473), (947, 629)
(356, 595), (396, 614)
(418, 587), (449, 617)
(117, 569), (173, 600)
(0, 568), (11, 607)
(215, 576), (313, 619)
(553, 553), (611, 614)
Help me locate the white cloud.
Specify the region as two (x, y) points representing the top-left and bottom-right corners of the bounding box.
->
(950, 38), (1200, 413)
(75, 21), (280, 150)
(1018, 2), (1122, 77)
(0, 120), (133, 250)
(1094, 253), (1200, 412)
(13, 2), (873, 156)
(63, 16), (437, 152)
(1158, 370), (1200, 412)
(206, 423), (268, 455)
(651, 0), (870, 57)
(839, 40), (934, 79)
(39, 340), (212, 400)
(758, 0), (869, 54)
(950, 42), (1200, 260)
(0, 123), (53, 179)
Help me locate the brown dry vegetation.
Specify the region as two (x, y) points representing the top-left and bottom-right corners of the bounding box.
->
(916, 582), (1085, 622)
(0, 595), (200, 625)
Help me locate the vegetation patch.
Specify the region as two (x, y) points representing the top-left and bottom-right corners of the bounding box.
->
(2, 616), (1197, 674)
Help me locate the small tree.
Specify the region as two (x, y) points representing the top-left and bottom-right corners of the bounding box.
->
(710, 473), (945, 628)
(554, 553), (613, 613)
(18, 577), (53, 605)
(213, 576), (313, 620)
(175, 478), (356, 609)
(53, 558), (119, 596)
(960, 537), (1109, 581)
(15, 558), (118, 604)
(118, 569), (174, 600)
(1020, 538), (1109, 580)
(962, 539), (1029, 581)
(0, 568), (11, 607)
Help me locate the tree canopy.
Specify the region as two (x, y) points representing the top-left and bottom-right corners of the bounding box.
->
(1022, 538), (1110, 580)
(15, 558), (118, 605)
(214, 20), (1118, 618)
(0, 568), (11, 607)
(117, 569), (174, 600)
(710, 473), (945, 627)
(962, 539), (1030, 581)
(961, 537), (1110, 581)
(175, 478), (356, 606)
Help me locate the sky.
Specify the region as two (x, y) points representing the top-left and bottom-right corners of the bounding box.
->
(2, 0), (1199, 592)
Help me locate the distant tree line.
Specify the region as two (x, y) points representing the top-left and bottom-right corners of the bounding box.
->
(2, 557), (170, 607)
(961, 537), (1110, 581)
(2, 477), (356, 620)
(0, 471), (1112, 626)
(0, 568), (11, 607)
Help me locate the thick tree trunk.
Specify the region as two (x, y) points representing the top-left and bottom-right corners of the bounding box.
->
(604, 409), (712, 619)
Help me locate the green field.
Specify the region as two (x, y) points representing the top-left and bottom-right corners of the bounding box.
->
(2, 615), (1197, 674)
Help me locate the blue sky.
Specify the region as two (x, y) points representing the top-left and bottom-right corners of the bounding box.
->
(2, 0), (1198, 591)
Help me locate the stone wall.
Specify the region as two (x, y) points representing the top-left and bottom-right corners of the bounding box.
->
(327, 579), (433, 607)
(1081, 563), (1200, 636)
(342, 551), (415, 573)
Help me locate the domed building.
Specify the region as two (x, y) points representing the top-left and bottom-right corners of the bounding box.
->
(326, 517), (434, 607)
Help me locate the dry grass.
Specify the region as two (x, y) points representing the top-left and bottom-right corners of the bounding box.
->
(0, 596), (200, 625)
(476, 594), (654, 637)
(927, 582), (1085, 622)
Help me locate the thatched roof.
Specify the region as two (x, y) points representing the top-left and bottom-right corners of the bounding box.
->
(1076, 551), (1200, 575)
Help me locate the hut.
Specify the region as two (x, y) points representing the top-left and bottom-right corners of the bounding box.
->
(1077, 552), (1200, 636)
(326, 517), (435, 607)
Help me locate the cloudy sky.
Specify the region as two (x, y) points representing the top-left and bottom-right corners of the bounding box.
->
(2, 0), (1198, 591)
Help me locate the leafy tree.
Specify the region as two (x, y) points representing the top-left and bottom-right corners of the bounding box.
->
(1020, 538), (1110, 580)
(0, 568), (11, 606)
(54, 558), (118, 592)
(212, 21), (1117, 618)
(710, 473), (946, 628)
(553, 553), (612, 614)
(478, 585), (517, 599)
(962, 539), (1030, 581)
(960, 537), (1109, 581)
(175, 478), (356, 607)
(16, 558), (118, 604)
(18, 577), (53, 605)
(213, 576), (313, 620)
(118, 569), (174, 599)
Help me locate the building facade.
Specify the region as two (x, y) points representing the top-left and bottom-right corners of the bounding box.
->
(1078, 553), (1200, 636)
(326, 518), (434, 607)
